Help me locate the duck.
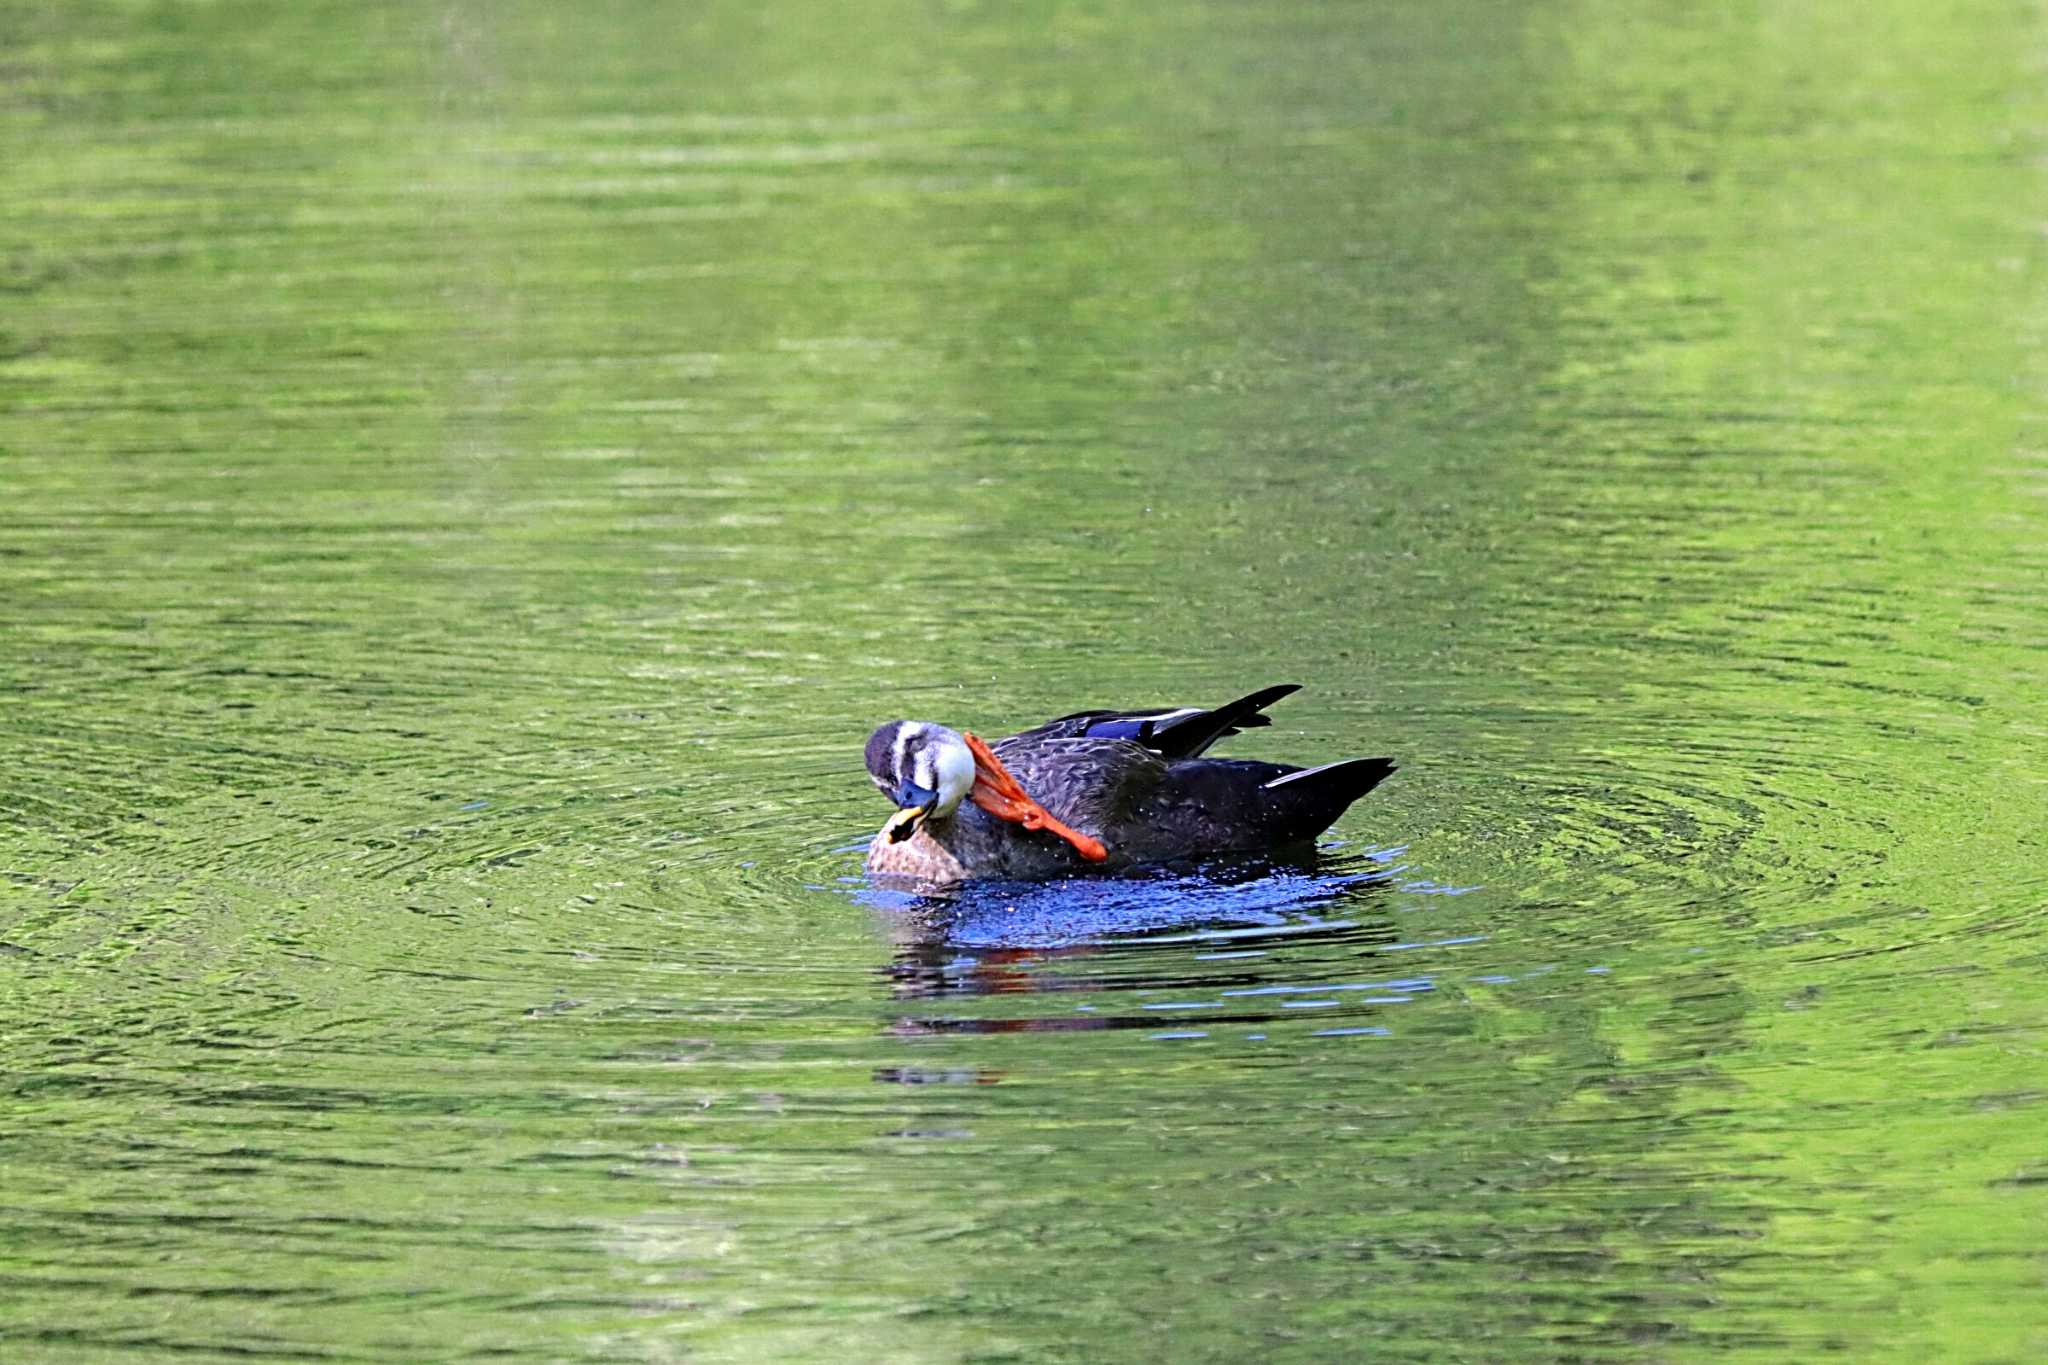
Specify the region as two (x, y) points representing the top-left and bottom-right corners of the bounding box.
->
(863, 684), (1396, 883)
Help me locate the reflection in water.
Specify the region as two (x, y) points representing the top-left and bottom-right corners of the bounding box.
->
(864, 849), (1460, 1043)
(863, 847), (1403, 949)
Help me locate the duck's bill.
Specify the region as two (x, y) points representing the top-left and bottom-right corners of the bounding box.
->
(885, 802), (934, 843)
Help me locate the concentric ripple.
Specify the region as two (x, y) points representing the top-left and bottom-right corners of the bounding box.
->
(5, 0), (2048, 1360)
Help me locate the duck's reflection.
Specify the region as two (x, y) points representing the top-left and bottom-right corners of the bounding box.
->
(862, 850), (1407, 1052)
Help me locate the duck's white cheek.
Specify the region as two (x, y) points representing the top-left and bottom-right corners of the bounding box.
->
(934, 742), (976, 813)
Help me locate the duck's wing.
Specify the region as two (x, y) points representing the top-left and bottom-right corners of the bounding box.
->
(1007, 683), (1302, 759)
(994, 738), (1396, 857)
(989, 736), (1169, 835)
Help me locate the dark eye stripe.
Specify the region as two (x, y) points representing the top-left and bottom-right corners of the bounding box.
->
(864, 722), (910, 781)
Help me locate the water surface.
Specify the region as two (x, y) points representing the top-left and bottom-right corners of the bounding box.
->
(4, 1), (2046, 1360)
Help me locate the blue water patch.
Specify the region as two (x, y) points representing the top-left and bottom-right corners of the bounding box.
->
(851, 851), (1423, 950)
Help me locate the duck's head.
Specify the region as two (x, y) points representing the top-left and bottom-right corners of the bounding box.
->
(864, 721), (976, 843)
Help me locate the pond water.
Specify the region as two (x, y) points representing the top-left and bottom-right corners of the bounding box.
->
(5, 1), (2046, 1360)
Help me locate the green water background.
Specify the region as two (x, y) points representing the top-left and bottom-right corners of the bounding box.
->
(4, 1), (2045, 1359)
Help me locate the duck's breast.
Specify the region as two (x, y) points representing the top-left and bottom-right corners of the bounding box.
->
(865, 823), (971, 882)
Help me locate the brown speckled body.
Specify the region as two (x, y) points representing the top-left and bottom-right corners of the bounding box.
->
(861, 686), (1396, 886)
(864, 733), (1383, 886)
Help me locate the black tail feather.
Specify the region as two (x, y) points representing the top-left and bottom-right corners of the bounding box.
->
(1147, 683), (1302, 758)
(1259, 756), (1398, 843)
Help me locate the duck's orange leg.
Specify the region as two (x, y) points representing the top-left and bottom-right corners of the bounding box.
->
(962, 731), (1110, 862)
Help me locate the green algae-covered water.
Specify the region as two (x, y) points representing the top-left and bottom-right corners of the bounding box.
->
(5, 2), (2046, 1359)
